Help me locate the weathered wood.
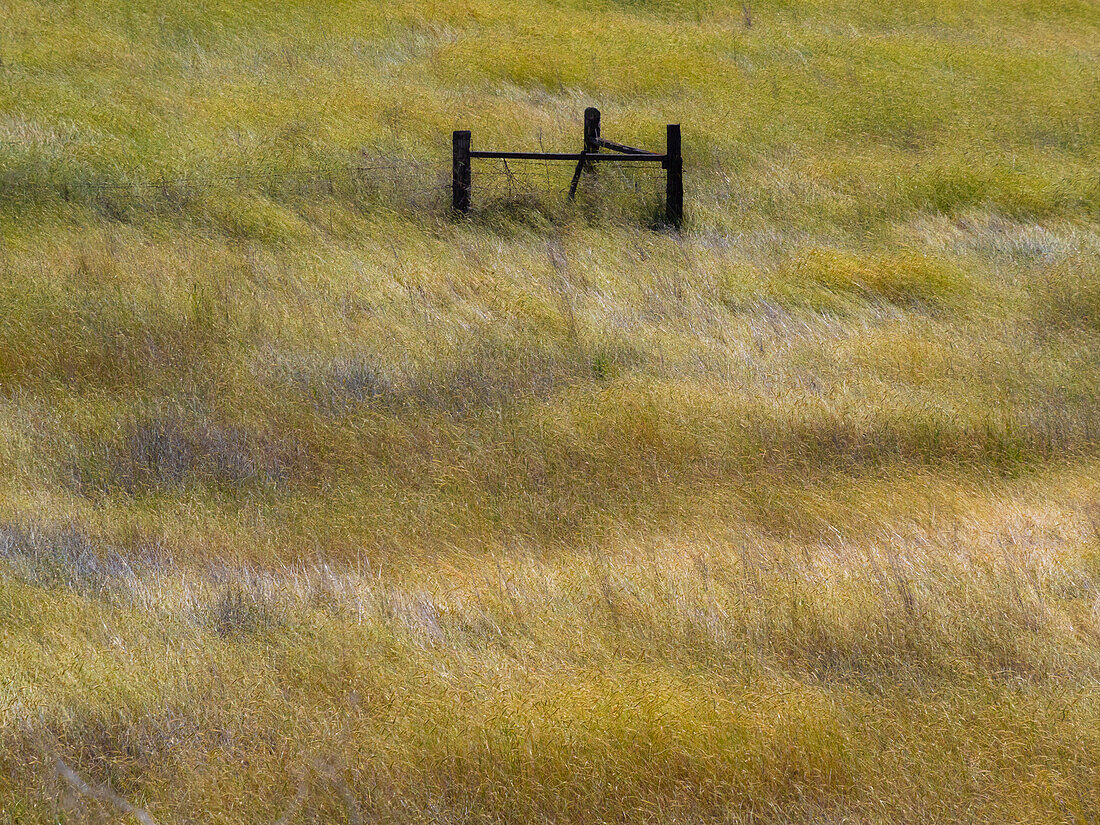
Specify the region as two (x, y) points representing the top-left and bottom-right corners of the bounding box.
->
(596, 137), (658, 156)
(568, 107), (602, 200)
(472, 151), (663, 162)
(452, 110), (681, 226)
(665, 123), (683, 229)
(452, 130), (471, 213)
(584, 107), (601, 154)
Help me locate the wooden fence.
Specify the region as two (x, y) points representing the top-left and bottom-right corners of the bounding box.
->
(452, 108), (682, 228)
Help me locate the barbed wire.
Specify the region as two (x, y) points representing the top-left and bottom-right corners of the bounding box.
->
(469, 156), (665, 218)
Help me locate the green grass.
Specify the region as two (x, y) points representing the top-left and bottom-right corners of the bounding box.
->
(1, 0), (1099, 822)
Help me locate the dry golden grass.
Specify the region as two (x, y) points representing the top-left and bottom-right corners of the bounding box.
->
(1, 0), (1099, 821)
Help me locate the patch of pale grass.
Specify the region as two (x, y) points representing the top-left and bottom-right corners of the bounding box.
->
(1, 0), (1098, 819)
(2, 467), (1098, 822)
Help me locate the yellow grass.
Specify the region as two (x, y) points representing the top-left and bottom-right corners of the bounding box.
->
(1, 0), (1099, 821)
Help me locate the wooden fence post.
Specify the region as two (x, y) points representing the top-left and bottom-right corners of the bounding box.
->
(665, 123), (682, 229)
(569, 107), (601, 200)
(584, 107), (601, 156)
(452, 130), (471, 213)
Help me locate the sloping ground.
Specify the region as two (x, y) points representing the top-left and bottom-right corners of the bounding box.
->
(1, 0), (1099, 822)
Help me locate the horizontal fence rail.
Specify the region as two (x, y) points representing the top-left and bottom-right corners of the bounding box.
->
(452, 107), (682, 228)
(468, 151), (667, 162)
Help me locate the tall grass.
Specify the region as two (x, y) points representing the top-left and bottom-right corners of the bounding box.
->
(1, 0), (1099, 821)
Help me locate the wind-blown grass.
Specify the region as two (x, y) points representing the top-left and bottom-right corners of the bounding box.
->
(1, 0), (1099, 822)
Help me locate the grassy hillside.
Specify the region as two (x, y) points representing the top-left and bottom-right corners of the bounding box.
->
(2, 0), (1099, 822)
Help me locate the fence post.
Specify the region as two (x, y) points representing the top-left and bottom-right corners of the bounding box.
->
(584, 107), (601, 156)
(452, 130), (471, 214)
(665, 123), (682, 229)
(569, 107), (601, 200)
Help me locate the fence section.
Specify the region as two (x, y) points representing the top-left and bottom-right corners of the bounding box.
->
(453, 108), (682, 228)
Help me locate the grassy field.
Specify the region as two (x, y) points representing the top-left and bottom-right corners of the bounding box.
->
(2, 0), (1099, 822)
